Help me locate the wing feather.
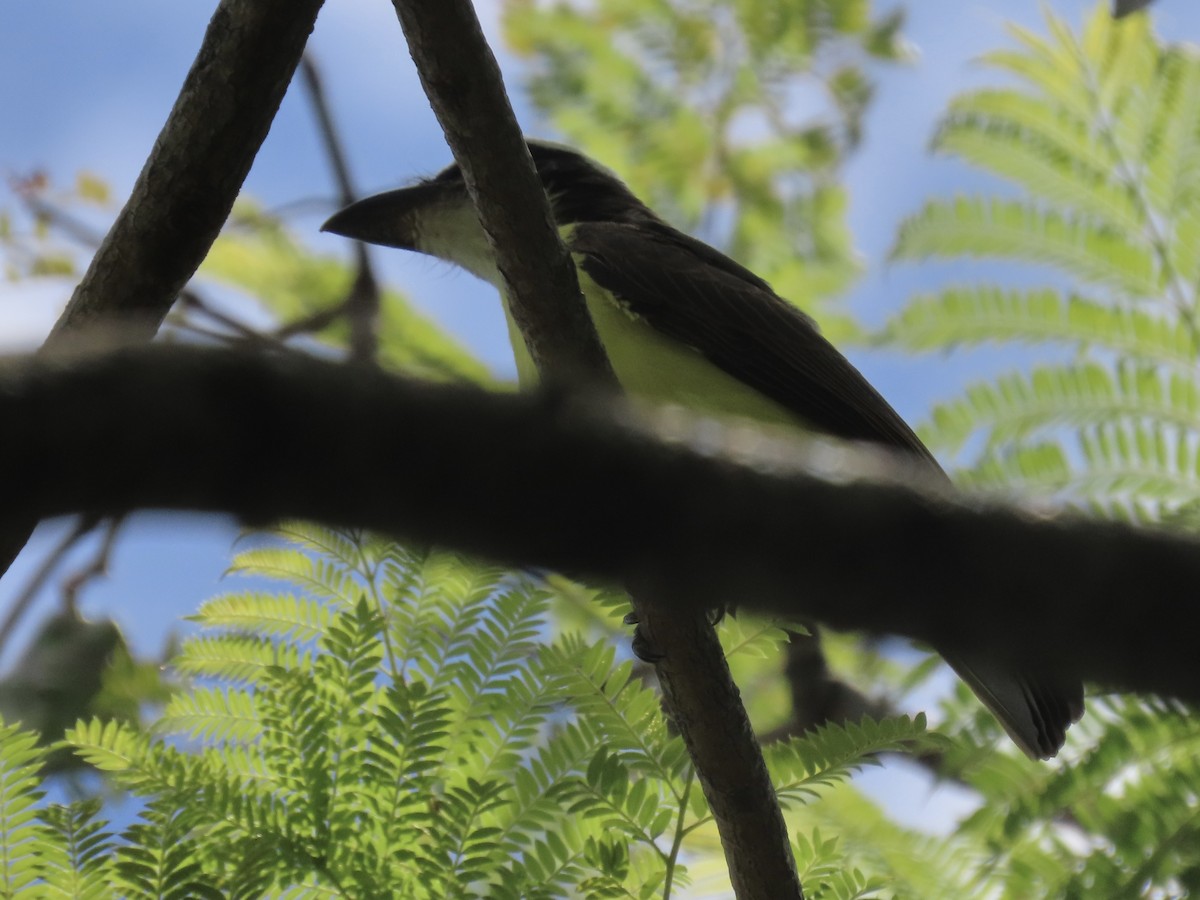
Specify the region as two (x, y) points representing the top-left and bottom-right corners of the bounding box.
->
(571, 221), (939, 466)
(571, 218), (1084, 758)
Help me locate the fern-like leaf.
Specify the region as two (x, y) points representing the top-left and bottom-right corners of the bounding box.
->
(767, 715), (935, 808)
(893, 197), (1159, 296)
(37, 799), (115, 900)
(157, 687), (261, 744)
(883, 287), (1197, 372)
(188, 592), (332, 642)
(0, 719), (47, 897)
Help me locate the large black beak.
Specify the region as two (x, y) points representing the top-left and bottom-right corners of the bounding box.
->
(321, 181), (453, 249)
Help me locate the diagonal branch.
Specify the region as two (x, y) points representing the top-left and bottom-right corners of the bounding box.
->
(388, 0), (800, 894)
(390, 0), (615, 389)
(0, 0), (325, 585)
(2, 347), (1197, 709)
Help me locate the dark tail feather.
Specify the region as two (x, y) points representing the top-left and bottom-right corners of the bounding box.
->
(940, 650), (1084, 759)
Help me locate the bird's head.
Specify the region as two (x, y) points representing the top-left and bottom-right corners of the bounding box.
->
(321, 141), (655, 285)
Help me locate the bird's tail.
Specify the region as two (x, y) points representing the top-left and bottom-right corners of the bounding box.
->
(939, 650), (1084, 760)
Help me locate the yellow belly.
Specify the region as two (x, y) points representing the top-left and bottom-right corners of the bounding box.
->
(500, 269), (805, 430)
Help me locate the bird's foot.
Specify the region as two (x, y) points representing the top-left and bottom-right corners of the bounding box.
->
(623, 611), (665, 662)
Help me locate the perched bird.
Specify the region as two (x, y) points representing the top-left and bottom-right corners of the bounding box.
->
(322, 140), (1084, 758)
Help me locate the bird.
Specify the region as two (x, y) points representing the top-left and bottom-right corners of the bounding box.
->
(321, 139), (1084, 759)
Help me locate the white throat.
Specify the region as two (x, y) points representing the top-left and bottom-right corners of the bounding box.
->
(414, 200), (504, 288)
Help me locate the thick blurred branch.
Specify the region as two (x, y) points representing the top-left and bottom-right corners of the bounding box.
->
(3, 346), (1199, 704)
(0, 0), (324, 582)
(389, 0), (799, 893)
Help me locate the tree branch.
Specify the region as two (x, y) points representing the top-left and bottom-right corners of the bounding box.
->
(50, 0), (322, 343)
(0, 515), (100, 659)
(300, 55), (380, 362)
(388, 0), (799, 893)
(2, 346), (1198, 703)
(389, 0), (614, 388)
(0, 0), (324, 583)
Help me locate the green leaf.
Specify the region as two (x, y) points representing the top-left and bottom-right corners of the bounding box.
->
(0, 720), (46, 898)
(766, 715), (936, 808)
(892, 197), (1159, 297)
(882, 287), (1198, 373)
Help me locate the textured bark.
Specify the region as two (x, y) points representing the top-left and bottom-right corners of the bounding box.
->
(390, 0), (616, 388)
(51, 0), (322, 342)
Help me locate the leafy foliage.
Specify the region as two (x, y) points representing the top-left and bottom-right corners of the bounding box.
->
(0, 176), (486, 384)
(0, 526), (951, 897)
(8, 2), (1196, 896)
(0, 525), (960, 897)
(0, 721), (44, 897)
(503, 0), (911, 337)
(886, 5), (1200, 516)
(203, 204), (488, 382)
(884, 5), (1200, 895)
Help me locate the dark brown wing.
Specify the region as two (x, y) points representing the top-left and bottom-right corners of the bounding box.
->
(572, 218), (1084, 758)
(570, 220), (940, 468)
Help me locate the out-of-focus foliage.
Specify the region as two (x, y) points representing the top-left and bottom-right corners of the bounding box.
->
(205, 203), (488, 382)
(0, 176), (487, 383)
(885, 4), (1200, 896)
(0, 612), (159, 776)
(0, 172), (486, 774)
(937, 687), (1200, 900)
(887, 4), (1200, 523)
(0, 527), (946, 897)
(504, 0), (911, 339)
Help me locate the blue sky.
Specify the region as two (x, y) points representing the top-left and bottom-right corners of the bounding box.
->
(2, 0), (1198, 841)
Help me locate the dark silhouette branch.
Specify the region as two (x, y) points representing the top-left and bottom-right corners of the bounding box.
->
(388, 0), (801, 893)
(49, 0), (322, 344)
(60, 516), (124, 615)
(3, 346), (1198, 702)
(0, 515), (100, 659)
(1113, 0), (1155, 17)
(0, 0), (325, 584)
(760, 628), (897, 744)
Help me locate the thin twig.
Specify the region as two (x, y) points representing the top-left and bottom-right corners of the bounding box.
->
(12, 186), (107, 248)
(175, 291), (298, 355)
(273, 302), (350, 340)
(301, 55), (380, 362)
(0, 515), (100, 659)
(61, 515), (125, 614)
